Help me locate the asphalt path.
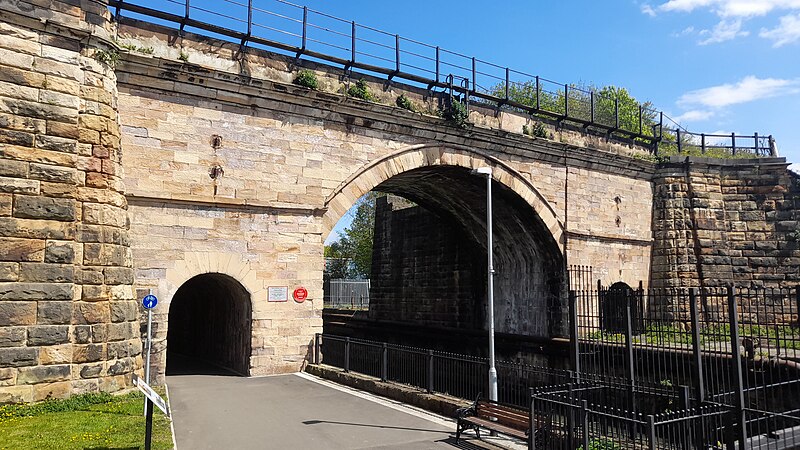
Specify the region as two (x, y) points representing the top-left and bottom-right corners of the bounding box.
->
(166, 371), (518, 449)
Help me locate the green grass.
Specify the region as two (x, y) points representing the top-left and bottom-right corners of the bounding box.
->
(0, 390), (173, 450)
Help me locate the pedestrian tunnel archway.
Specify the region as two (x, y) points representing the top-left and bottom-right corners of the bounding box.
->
(166, 273), (252, 376)
(324, 149), (566, 338)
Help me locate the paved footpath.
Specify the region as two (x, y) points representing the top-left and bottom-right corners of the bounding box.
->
(167, 371), (521, 449)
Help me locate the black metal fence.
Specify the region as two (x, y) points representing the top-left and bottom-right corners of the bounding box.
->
(108, 0), (775, 157)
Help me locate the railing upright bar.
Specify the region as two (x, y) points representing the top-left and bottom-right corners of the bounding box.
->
(350, 21), (356, 65)
(727, 287), (747, 450)
(754, 132), (759, 155)
(677, 128), (682, 153)
(471, 57), (476, 97)
(638, 104), (643, 134)
(731, 132), (736, 156)
(395, 34), (400, 74)
(689, 288), (706, 403)
(614, 98), (619, 130)
(569, 290), (580, 379)
(434, 46), (440, 83)
(564, 84), (569, 118)
(504, 68), (509, 101)
(590, 91), (594, 123)
(701, 133), (706, 154)
(344, 336), (350, 372)
(582, 400), (590, 450)
(381, 343), (387, 381)
(314, 333), (321, 364)
(427, 349), (434, 393)
(535, 76), (540, 111)
(301, 6), (307, 52)
(647, 415), (656, 450)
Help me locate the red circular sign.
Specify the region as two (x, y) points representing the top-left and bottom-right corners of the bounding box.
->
(293, 287), (308, 303)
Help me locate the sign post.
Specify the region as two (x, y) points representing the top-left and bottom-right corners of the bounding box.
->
(132, 373), (170, 450)
(141, 292), (157, 416)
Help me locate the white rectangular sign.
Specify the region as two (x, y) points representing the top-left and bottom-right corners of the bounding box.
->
(132, 373), (170, 417)
(268, 286), (288, 302)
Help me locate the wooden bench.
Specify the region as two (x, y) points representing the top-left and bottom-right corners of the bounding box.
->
(455, 396), (549, 446)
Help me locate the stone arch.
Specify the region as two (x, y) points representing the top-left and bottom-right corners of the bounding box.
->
(322, 144), (564, 254)
(167, 272), (252, 376)
(148, 253), (262, 382)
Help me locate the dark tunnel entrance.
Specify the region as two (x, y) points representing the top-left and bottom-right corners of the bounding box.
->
(166, 273), (252, 376)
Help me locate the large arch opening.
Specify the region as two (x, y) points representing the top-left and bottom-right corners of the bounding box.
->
(166, 273), (252, 376)
(323, 158), (566, 346)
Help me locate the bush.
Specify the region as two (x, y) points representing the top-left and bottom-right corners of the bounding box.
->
(347, 79), (374, 101)
(293, 69), (319, 90)
(396, 94), (414, 111)
(443, 98), (469, 129)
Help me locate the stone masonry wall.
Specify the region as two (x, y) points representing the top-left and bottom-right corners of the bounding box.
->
(652, 157), (800, 289)
(0, 0), (139, 403)
(369, 196), (485, 330)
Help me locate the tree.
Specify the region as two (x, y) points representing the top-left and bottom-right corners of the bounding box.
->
(324, 192), (383, 279)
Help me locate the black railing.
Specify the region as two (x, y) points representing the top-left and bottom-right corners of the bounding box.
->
(108, 0), (776, 157)
(315, 334), (571, 409)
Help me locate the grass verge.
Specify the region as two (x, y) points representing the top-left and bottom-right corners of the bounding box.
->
(0, 390), (173, 450)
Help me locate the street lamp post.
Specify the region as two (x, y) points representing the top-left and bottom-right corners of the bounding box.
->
(472, 167), (497, 402)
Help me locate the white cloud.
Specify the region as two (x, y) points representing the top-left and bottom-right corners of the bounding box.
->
(671, 26), (696, 36)
(658, 0), (800, 17)
(674, 109), (715, 122)
(678, 76), (800, 108)
(651, 0), (800, 45)
(698, 19), (749, 43)
(760, 13), (800, 46)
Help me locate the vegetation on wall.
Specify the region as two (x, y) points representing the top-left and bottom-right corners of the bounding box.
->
(396, 94), (415, 112)
(442, 97), (469, 129)
(347, 79), (375, 102)
(293, 69), (319, 90)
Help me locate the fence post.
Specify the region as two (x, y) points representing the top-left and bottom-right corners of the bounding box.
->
(394, 34), (400, 74)
(350, 21), (356, 65)
(689, 288), (706, 403)
(564, 84), (569, 118)
(727, 286), (747, 450)
(344, 337), (350, 373)
(529, 388), (536, 450)
(614, 98), (619, 129)
(581, 400), (590, 450)
(426, 349), (434, 394)
(590, 91), (595, 123)
(625, 293), (636, 415)
(381, 343), (388, 381)
(434, 46), (440, 83)
(569, 290), (580, 380)
(701, 133), (706, 154)
(677, 129), (682, 153)
(753, 132), (758, 155)
(567, 377), (575, 450)
(731, 132), (736, 156)
(647, 415), (656, 450)
(504, 68), (509, 101)
(535, 76), (540, 110)
(314, 333), (321, 365)
(796, 286), (800, 324)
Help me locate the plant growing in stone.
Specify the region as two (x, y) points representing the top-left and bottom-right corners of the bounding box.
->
(178, 51), (189, 62)
(93, 48), (120, 68)
(347, 79), (374, 102)
(442, 97), (469, 129)
(396, 94), (414, 112)
(293, 69), (319, 90)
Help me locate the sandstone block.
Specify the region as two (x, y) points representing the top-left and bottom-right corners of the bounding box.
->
(0, 193), (11, 216)
(0, 367), (16, 386)
(107, 322), (136, 342)
(0, 237), (44, 262)
(17, 364), (71, 384)
(110, 300), (136, 323)
(73, 344), (104, 363)
(0, 282), (73, 300)
(29, 163), (78, 184)
(79, 363), (104, 379)
(0, 129), (34, 146)
(106, 357), (132, 376)
(104, 266), (133, 284)
(19, 262), (74, 283)
(0, 327), (25, 347)
(44, 240), (75, 264)
(0, 160), (28, 178)
(0, 217), (74, 240)
(72, 301), (110, 324)
(72, 325), (91, 344)
(0, 301), (36, 326)
(46, 120), (80, 140)
(0, 347), (37, 368)
(13, 195), (76, 221)
(71, 379), (100, 395)
(27, 325), (69, 346)
(0, 176), (39, 194)
(33, 380), (71, 401)
(91, 324), (108, 343)
(37, 301), (72, 325)
(39, 344), (72, 365)
(0, 385), (32, 403)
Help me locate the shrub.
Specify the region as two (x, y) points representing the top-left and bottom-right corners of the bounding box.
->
(293, 69), (319, 90)
(347, 79), (374, 101)
(396, 94), (414, 111)
(442, 98), (469, 129)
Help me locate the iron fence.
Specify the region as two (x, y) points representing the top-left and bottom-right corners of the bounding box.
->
(315, 334), (571, 409)
(108, 0), (775, 157)
(323, 278), (370, 310)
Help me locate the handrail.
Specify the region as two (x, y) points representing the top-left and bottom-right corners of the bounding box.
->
(108, 0), (776, 157)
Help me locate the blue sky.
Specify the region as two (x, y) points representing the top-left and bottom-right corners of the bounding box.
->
(118, 1), (800, 242)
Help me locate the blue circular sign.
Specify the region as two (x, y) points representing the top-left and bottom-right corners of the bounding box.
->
(142, 294), (158, 309)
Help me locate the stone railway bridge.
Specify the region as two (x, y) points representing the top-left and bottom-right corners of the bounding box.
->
(0, 0), (798, 401)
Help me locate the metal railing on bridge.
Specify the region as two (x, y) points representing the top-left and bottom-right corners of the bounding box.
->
(109, 0), (776, 158)
(323, 279), (370, 310)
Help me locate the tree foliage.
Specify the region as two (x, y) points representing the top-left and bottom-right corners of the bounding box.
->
(324, 192), (383, 279)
